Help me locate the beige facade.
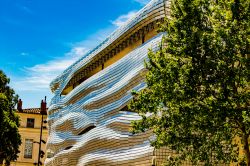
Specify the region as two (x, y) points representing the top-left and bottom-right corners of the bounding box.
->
(10, 108), (48, 166)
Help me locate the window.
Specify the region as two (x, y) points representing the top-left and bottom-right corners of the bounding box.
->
(24, 139), (33, 159)
(64, 146), (73, 150)
(142, 35), (145, 44)
(26, 118), (34, 128)
(78, 125), (96, 135)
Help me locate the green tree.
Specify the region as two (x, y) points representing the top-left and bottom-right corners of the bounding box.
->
(129, 0), (249, 165)
(0, 70), (21, 166)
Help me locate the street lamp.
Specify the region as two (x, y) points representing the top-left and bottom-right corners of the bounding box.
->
(34, 96), (47, 166)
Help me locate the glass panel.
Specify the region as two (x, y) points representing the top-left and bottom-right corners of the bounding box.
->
(24, 139), (33, 158)
(26, 118), (35, 128)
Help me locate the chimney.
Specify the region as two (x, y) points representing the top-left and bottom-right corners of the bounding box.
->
(40, 96), (47, 115)
(17, 99), (23, 112)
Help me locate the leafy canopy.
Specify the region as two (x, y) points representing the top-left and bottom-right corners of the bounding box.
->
(0, 70), (21, 165)
(129, 0), (249, 165)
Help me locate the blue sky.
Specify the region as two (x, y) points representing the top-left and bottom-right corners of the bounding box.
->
(0, 0), (150, 108)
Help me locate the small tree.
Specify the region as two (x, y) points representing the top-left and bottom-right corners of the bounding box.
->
(129, 0), (249, 165)
(0, 70), (21, 166)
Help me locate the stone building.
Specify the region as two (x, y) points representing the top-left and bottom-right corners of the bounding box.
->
(11, 100), (48, 166)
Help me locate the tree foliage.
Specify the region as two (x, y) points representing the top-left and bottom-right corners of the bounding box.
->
(0, 70), (21, 165)
(129, 0), (249, 165)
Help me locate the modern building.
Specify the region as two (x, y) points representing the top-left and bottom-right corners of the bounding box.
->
(11, 100), (48, 166)
(46, 0), (171, 165)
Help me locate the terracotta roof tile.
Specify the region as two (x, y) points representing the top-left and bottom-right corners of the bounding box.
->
(17, 108), (48, 115)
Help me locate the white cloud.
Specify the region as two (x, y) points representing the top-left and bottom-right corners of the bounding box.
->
(111, 0), (152, 28)
(12, 47), (88, 92)
(11, 25), (116, 93)
(111, 11), (137, 27)
(20, 52), (29, 56)
(133, 0), (150, 5)
(28, 47), (87, 73)
(11, 9), (129, 93)
(20, 6), (33, 14)
(16, 4), (33, 14)
(70, 26), (116, 49)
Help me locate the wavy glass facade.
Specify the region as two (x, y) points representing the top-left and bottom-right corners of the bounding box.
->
(46, 0), (171, 165)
